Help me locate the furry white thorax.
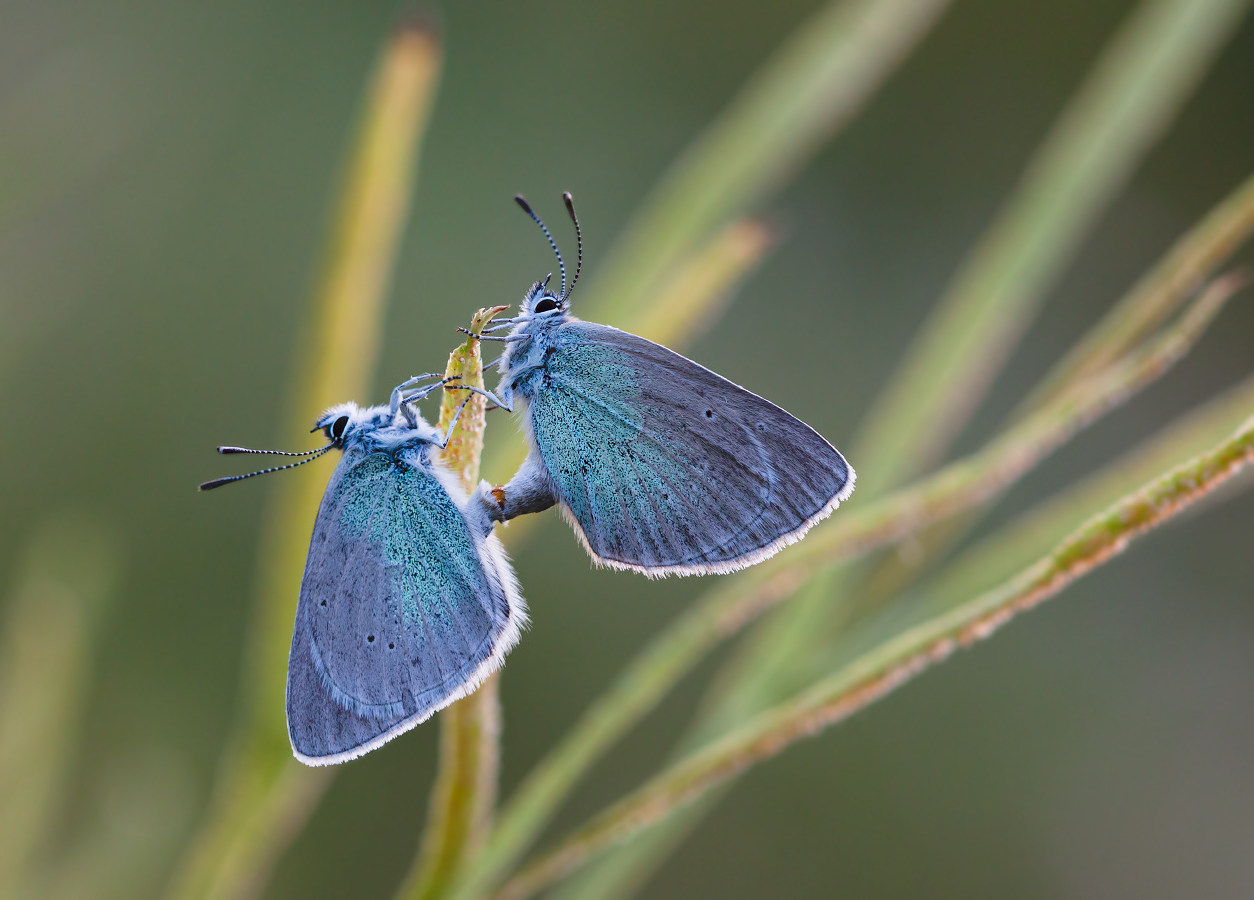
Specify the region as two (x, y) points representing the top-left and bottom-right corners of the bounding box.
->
(313, 402), (444, 454)
(495, 281), (575, 404)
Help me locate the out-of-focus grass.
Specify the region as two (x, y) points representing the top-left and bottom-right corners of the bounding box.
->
(14, 0), (1245, 898)
(162, 22), (443, 900)
(500, 0), (1254, 897)
(579, 0), (953, 322)
(0, 513), (120, 899)
(35, 747), (194, 900)
(451, 261), (1244, 900)
(491, 410), (1254, 900)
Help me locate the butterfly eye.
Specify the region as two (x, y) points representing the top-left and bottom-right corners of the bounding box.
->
(330, 415), (350, 441)
(534, 297), (559, 314)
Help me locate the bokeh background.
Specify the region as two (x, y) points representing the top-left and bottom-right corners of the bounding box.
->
(2, 0), (1253, 898)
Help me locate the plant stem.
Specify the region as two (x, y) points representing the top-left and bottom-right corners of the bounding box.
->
(1028, 170), (1254, 407)
(455, 272), (1242, 900)
(495, 412), (1254, 900)
(394, 307), (508, 900)
(582, 0), (953, 325)
(855, 0), (1253, 493)
(163, 24), (442, 900)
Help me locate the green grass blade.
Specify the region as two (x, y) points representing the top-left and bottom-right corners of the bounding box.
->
(579, 0), (953, 327)
(918, 372), (1254, 620)
(854, 0), (1252, 494)
(455, 270), (1240, 900)
(1028, 170), (1254, 407)
(554, 0), (1252, 893)
(0, 514), (119, 896)
(495, 412), (1254, 900)
(161, 23), (443, 900)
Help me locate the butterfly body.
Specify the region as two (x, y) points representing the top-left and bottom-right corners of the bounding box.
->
(282, 398), (524, 765)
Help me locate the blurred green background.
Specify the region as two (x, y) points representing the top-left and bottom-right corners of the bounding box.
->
(2, 0), (1253, 898)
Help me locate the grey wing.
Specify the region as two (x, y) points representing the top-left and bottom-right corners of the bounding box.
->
(287, 451), (524, 765)
(525, 321), (854, 576)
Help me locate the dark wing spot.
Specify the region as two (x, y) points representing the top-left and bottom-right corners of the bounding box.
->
(367, 634), (375, 643)
(705, 409), (714, 418)
(388, 642), (395, 650)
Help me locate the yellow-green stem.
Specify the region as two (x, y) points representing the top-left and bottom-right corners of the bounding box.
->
(163, 24), (442, 900)
(394, 307), (508, 900)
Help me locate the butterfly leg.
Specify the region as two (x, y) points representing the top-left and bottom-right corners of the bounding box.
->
(445, 383), (513, 413)
(431, 397), (474, 448)
(466, 449), (557, 536)
(389, 373), (459, 415)
(458, 327), (531, 343)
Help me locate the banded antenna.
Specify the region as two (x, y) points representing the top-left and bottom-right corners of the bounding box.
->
(515, 194), (566, 298)
(561, 192), (582, 302)
(199, 443), (334, 491)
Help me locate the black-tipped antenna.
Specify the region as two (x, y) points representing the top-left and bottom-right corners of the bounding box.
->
(561, 192), (582, 301)
(515, 194), (565, 297)
(217, 445), (327, 456)
(199, 443), (334, 491)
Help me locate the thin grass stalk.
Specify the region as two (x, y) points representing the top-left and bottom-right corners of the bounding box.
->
(1029, 169), (1254, 407)
(0, 515), (118, 896)
(393, 306), (507, 900)
(919, 371), (1254, 618)
(643, 0), (1254, 837)
(821, 168), (1254, 662)
(550, 3), (1251, 888)
(453, 273), (1241, 900)
(625, 219), (777, 349)
(581, 0), (953, 325)
(163, 24), (442, 900)
(854, 0), (1252, 492)
(494, 413), (1254, 900)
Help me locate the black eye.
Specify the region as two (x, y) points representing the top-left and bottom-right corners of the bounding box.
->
(331, 415), (350, 440)
(534, 297), (559, 314)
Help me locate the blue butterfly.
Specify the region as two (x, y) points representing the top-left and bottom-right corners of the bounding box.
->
(201, 374), (526, 765)
(461, 194), (855, 577)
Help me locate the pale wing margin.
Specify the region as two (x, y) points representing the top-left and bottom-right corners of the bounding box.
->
(530, 322), (853, 576)
(287, 448), (524, 765)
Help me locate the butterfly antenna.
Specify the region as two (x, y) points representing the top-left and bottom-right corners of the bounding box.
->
(199, 444), (334, 491)
(562, 192), (582, 302)
(216, 445), (327, 456)
(515, 194), (565, 297)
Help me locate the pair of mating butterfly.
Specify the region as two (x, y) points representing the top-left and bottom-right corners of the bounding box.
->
(204, 194), (855, 766)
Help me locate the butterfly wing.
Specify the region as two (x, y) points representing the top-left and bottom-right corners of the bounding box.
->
(523, 321), (853, 576)
(287, 449), (524, 765)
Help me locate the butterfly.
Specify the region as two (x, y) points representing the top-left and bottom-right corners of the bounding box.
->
(460, 194), (855, 577)
(201, 374), (525, 764)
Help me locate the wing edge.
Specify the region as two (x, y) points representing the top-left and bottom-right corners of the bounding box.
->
(289, 454), (528, 767)
(554, 456), (856, 578)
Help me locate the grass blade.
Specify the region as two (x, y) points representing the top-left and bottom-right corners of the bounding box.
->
(580, 0), (953, 325)
(495, 412), (1254, 900)
(455, 272), (1241, 900)
(0, 514), (119, 896)
(854, 0), (1253, 492)
(162, 23), (443, 900)
(1029, 170), (1254, 406)
(552, 1), (1252, 891)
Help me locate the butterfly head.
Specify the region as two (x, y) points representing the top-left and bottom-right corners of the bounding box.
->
(313, 402), (391, 449)
(521, 279), (568, 318)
